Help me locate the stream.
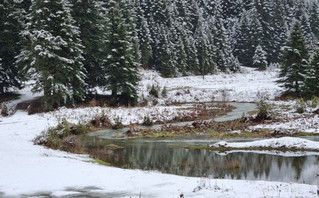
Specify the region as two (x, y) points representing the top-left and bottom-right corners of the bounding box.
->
(82, 102), (319, 185)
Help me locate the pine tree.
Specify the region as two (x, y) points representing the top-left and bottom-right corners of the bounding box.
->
(309, 2), (319, 39)
(196, 8), (215, 76)
(0, 1), (24, 95)
(252, 45), (268, 70)
(134, 0), (152, 69)
(154, 24), (175, 77)
(16, 0), (86, 110)
(234, 9), (251, 66)
(303, 49), (319, 97)
(277, 21), (309, 96)
(70, 0), (105, 92)
(103, 0), (140, 106)
(212, 4), (239, 72)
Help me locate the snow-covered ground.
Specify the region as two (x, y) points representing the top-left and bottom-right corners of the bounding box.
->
(137, 67), (283, 104)
(211, 137), (319, 150)
(1, 67), (319, 197)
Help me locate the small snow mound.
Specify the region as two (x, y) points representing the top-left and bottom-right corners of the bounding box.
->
(211, 141), (228, 147)
(210, 137), (319, 150)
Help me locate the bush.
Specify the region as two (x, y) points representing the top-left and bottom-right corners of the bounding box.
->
(34, 118), (88, 152)
(295, 98), (306, 113)
(1, 103), (8, 116)
(61, 135), (84, 153)
(112, 116), (124, 129)
(142, 115), (153, 126)
(149, 84), (160, 98)
(91, 111), (111, 128)
(255, 100), (275, 121)
(161, 86), (167, 97)
(310, 96), (319, 108)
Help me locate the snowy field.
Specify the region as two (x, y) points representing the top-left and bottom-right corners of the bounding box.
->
(1, 67), (319, 197)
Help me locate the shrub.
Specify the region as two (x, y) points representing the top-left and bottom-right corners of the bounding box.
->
(255, 100), (275, 121)
(91, 111), (111, 128)
(61, 135), (84, 153)
(310, 96), (319, 108)
(34, 118), (88, 152)
(112, 116), (124, 129)
(1, 103), (8, 116)
(149, 84), (160, 98)
(142, 115), (153, 126)
(161, 86), (167, 97)
(295, 98), (306, 113)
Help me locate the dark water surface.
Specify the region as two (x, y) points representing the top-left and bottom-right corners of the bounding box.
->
(82, 136), (319, 185)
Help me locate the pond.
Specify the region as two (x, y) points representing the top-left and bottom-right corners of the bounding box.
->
(82, 102), (319, 185)
(82, 136), (319, 185)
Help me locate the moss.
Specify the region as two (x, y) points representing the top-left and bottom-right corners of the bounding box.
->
(138, 131), (183, 138)
(92, 158), (111, 166)
(105, 144), (124, 149)
(292, 132), (319, 137)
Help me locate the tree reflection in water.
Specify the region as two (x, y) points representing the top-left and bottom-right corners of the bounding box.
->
(83, 136), (319, 185)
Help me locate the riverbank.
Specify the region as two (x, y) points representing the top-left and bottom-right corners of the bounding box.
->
(0, 111), (318, 197)
(1, 67), (319, 197)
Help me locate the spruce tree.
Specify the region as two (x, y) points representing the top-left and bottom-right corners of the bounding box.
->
(103, 0), (140, 106)
(16, 0), (86, 110)
(70, 0), (105, 92)
(196, 8), (215, 76)
(0, 1), (24, 95)
(134, 0), (152, 69)
(212, 4), (239, 72)
(234, 9), (251, 66)
(252, 45), (268, 70)
(309, 2), (319, 39)
(277, 21), (309, 96)
(303, 49), (319, 97)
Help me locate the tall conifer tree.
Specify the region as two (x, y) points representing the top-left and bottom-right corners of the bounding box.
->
(277, 21), (309, 96)
(103, 0), (140, 106)
(0, 1), (24, 95)
(304, 49), (319, 97)
(16, 0), (86, 110)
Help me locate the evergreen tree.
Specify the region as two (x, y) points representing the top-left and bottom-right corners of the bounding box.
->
(196, 8), (215, 76)
(268, 0), (288, 63)
(212, 4), (239, 72)
(304, 49), (319, 97)
(103, 0), (140, 106)
(134, 0), (152, 69)
(154, 24), (175, 77)
(252, 45), (268, 70)
(234, 9), (251, 66)
(70, 0), (105, 92)
(0, 0), (24, 95)
(309, 2), (319, 39)
(277, 21), (309, 96)
(16, 0), (86, 110)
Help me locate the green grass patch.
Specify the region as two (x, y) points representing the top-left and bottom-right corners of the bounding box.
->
(92, 158), (111, 166)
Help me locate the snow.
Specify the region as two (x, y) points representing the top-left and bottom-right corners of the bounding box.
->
(0, 67), (319, 197)
(211, 137), (319, 150)
(135, 67), (283, 104)
(0, 111), (317, 197)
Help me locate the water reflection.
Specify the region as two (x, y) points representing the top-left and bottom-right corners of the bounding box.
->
(82, 136), (319, 185)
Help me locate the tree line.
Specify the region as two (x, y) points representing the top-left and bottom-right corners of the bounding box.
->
(1, 0), (319, 110)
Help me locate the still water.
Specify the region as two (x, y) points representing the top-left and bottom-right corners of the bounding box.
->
(82, 136), (319, 185)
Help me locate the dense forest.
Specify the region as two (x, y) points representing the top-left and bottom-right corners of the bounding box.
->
(1, 0), (319, 108)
